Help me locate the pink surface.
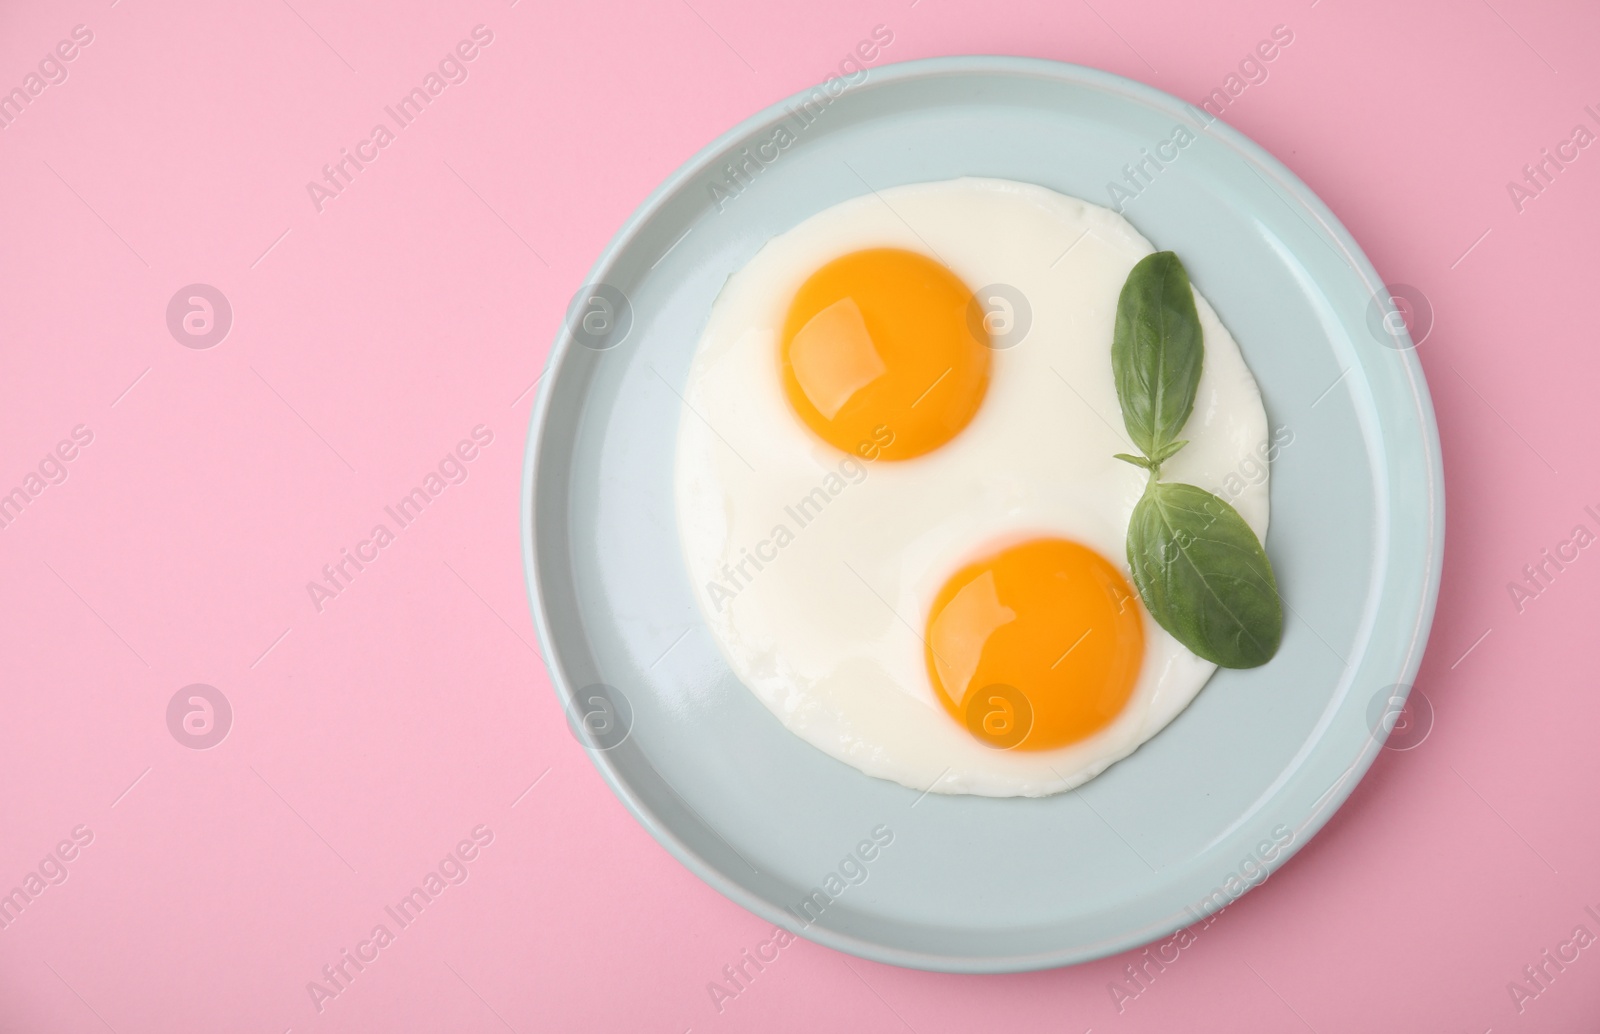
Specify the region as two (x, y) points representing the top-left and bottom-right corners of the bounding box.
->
(0, 0), (1595, 1029)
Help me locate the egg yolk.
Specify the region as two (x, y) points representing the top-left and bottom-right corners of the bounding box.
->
(779, 248), (990, 461)
(924, 538), (1144, 751)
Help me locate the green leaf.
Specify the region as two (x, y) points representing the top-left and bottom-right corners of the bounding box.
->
(1111, 252), (1204, 464)
(1114, 452), (1154, 470)
(1126, 481), (1283, 668)
(1150, 439), (1189, 466)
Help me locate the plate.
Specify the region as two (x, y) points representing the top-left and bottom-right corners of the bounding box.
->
(521, 57), (1443, 972)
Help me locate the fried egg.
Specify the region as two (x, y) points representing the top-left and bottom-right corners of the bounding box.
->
(673, 177), (1269, 797)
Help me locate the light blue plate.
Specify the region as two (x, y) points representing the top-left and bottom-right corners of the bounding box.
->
(521, 57), (1443, 972)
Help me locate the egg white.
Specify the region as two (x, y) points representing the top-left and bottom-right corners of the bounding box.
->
(673, 178), (1269, 797)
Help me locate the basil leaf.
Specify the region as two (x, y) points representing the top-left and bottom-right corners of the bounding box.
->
(1127, 481), (1283, 668)
(1111, 252), (1204, 464)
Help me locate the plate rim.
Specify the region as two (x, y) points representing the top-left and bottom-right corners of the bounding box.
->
(521, 54), (1445, 972)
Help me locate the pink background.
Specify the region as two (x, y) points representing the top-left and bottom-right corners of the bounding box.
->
(0, 0), (1595, 1029)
